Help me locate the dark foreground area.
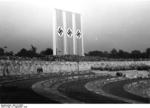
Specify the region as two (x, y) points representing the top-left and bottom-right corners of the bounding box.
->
(0, 76), (59, 103)
(1, 74), (150, 103)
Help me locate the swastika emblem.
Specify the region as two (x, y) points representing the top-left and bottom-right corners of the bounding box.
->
(67, 28), (73, 37)
(57, 26), (63, 37)
(76, 29), (82, 39)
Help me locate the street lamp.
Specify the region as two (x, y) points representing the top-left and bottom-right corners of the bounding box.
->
(76, 55), (80, 80)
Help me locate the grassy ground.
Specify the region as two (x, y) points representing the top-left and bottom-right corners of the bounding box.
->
(125, 80), (150, 98)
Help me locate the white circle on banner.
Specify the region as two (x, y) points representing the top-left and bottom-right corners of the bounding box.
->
(76, 29), (82, 39)
(67, 28), (73, 38)
(57, 26), (63, 37)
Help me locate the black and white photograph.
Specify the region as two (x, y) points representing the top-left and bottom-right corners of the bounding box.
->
(0, 0), (150, 106)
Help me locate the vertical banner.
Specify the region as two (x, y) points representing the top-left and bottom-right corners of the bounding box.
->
(66, 11), (73, 55)
(55, 9), (64, 55)
(72, 13), (76, 55)
(75, 13), (82, 56)
(53, 9), (84, 56)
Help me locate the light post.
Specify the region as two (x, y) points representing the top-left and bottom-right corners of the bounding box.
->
(4, 46), (7, 58)
(77, 55), (80, 80)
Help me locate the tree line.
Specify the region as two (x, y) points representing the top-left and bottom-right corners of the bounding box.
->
(1, 45), (150, 59)
(0, 45), (53, 58)
(86, 48), (150, 59)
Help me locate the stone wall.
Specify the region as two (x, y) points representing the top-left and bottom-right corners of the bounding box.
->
(0, 60), (92, 76)
(0, 60), (150, 76)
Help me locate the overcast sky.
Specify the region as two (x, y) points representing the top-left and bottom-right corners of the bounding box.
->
(0, 0), (150, 53)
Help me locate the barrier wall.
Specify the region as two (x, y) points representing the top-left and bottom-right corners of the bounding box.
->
(0, 60), (92, 76)
(0, 60), (150, 76)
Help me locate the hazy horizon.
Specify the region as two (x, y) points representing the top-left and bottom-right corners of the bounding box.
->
(0, 0), (150, 53)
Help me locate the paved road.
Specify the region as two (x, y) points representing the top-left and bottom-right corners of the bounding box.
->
(58, 77), (150, 103)
(1, 75), (149, 103)
(102, 78), (150, 103)
(0, 76), (59, 103)
(0, 73), (93, 103)
(58, 76), (126, 103)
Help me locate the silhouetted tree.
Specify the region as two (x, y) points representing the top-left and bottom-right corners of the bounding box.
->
(131, 50), (141, 59)
(117, 49), (130, 59)
(118, 49), (124, 58)
(103, 51), (109, 58)
(40, 48), (53, 56)
(88, 50), (103, 56)
(0, 47), (4, 56)
(123, 51), (130, 59)
(28, 45), (38, 57)
(110, 48), (118, 58)
(145, 48), (150, 58)
(84, 53), (88, 56)
(16, 48), (29, 57)
(30, 45), (37, 54)
(16, 45), (39, 58)
(5, 51), (14, 56)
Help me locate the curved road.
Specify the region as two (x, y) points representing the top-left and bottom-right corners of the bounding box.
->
(58, 77), (150, 103)
(0, 76), (59, 103)
(1, 75), (149, 103)
(58, 76), (126, 103)
(103, 78), (150, 103)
